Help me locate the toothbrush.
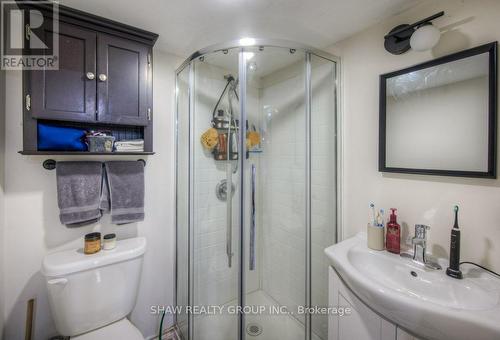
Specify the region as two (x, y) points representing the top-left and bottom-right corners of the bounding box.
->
(446, 205), (463, 279)
(377, 209), (385, 227)
(370, 203), (376, 226)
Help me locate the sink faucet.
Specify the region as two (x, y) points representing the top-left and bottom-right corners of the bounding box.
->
(412, 224), (429, 263)
(403, 224), (442, 270)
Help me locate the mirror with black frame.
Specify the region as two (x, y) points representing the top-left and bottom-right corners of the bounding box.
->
(379, 42), (497, 178)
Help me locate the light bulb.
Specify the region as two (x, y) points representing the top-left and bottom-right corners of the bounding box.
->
(410, 24), (440, 51)
(239, 37), (256, 46)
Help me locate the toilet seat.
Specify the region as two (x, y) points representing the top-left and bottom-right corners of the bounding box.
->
(72, 318), (144, 340)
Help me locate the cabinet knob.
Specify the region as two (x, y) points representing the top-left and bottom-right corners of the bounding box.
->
(99, 74), (107, 82)
(86, 72), (95, 80)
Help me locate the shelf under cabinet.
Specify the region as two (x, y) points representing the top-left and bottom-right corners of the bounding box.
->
(18, 151), (155, 156)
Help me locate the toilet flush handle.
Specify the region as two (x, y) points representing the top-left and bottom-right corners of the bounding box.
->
(47, 278), (68, 286)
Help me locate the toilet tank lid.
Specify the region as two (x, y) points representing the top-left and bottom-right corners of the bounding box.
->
(42, 237), (147, 277)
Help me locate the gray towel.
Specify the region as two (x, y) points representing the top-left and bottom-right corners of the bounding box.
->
(103, 161), (145, 224)
(56, 162), (103, 226)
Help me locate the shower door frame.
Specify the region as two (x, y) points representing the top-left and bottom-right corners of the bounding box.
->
(175, 39), (342, 340)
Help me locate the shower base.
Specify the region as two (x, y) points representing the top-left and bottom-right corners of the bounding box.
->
(193, 290), (322, 340)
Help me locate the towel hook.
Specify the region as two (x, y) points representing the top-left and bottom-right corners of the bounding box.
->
(43, 159), (57, 170)
(42, 159), (146, 170)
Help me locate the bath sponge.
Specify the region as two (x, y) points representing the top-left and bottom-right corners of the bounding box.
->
(201, 128), (219, 150)
(246, 130), (261, 148)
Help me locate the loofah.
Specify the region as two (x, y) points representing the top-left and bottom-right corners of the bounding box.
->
(246, 131), (261, 148)
(201, 128), (219, 150)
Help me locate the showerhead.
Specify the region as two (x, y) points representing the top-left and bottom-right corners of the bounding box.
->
(224, 74), (238, 87)
(225, 75), (239, 98)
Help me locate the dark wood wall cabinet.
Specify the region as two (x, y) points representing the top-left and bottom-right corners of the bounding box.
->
(21, 3), (158, 154)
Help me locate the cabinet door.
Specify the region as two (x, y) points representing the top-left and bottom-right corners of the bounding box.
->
(329, 267), (396, 340)
(31, 21), (97, 122)
(396, 327), (422, 340)
(97, 34), (150, 126)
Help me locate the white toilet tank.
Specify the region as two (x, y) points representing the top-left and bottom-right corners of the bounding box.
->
(42, 237), (146, 337)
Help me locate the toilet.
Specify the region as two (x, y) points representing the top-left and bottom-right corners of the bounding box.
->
(42, 237), (147, 339)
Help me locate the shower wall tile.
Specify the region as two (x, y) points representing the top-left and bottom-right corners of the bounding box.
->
(260, 72), (308, 324)
(260, 60), (336, 340)
(190, 55), (335, 339)
(193, 61), (260, 308)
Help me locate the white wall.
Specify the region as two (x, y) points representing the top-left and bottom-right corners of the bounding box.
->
(328, 0), (500, 271)
(2, 49), (182, 340)
(131, 50), (182, 337)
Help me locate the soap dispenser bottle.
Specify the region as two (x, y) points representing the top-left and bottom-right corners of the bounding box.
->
(386, 208), (401, 254)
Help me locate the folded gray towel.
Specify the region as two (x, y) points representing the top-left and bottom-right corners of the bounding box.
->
(103, 161), (145, 224)
(56, 162), (103, 226)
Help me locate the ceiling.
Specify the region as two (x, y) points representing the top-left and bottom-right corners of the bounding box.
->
(61, 0), (421, 58)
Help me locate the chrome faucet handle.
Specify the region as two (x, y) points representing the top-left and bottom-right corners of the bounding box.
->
(408, 224), (442, 270)
(414, 224), (429, 240)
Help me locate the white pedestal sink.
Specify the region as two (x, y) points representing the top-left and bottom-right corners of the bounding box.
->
(325, 233), (500, 340)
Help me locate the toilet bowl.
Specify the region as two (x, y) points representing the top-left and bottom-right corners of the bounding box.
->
(42, 237), (147, 339)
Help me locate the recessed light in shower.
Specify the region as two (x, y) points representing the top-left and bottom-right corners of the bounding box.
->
(239, 37), (256, 46)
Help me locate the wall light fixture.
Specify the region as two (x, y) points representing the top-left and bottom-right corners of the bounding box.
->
(384, 11), (444, 55)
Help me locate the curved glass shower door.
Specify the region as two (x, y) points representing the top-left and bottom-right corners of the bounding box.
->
(241, 46), (307, 340)
(192, 49), (242, 340)
(176, 41), (338, 340)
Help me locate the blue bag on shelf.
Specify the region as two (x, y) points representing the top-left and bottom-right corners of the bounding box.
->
(38, 123), (88, 151)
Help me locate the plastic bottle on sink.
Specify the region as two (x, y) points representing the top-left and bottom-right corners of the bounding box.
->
(386, 208), (401, 254)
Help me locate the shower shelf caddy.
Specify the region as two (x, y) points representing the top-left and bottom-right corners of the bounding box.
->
(209, 125), (263, 161)
(209, 113), (262, 160)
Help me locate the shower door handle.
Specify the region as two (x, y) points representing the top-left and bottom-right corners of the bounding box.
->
(226, 166), (234, 268)
(226, 181), (233, 268)
(249, 164), (256, 271)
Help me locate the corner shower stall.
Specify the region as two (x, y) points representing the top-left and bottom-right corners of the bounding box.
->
(175, 39), (339, 340)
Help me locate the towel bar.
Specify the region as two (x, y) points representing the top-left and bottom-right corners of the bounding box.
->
(42, 159), (146, 170)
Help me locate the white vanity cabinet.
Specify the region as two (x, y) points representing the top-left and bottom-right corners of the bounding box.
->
(328, 267), (421, 340)
(325, 234), (500, 340)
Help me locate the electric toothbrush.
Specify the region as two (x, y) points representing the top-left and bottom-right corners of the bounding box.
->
(446, 205), (463, 279)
